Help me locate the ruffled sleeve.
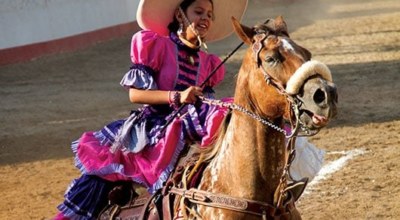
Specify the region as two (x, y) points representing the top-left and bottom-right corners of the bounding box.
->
(120, 64), (158, 90)
(120, 30), (166, 90)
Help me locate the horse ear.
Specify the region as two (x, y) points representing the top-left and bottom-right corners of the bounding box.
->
(274, 15), (289, 36)
(231, 17), (253, 45)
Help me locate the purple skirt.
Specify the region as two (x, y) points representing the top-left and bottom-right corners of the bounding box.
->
(57, 101), (230, 219)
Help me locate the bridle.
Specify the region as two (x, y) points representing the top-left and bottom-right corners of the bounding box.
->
(252, 30), (320, 137)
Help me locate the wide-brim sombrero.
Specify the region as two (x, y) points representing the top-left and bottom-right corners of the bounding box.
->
(136, 0), (248, 42)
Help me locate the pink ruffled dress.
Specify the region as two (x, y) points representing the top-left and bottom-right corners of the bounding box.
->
(56, 30), (229, 220)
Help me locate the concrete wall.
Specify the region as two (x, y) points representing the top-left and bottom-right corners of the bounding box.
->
(0, 0), (140, 65)
(0, 0), (139, 49)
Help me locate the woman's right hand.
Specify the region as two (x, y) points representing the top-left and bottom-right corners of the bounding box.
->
(179, 86), (203, 104)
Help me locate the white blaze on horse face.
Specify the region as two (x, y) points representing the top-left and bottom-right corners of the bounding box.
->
(281, 38), (295, 52)
(281, 38), (307, 62)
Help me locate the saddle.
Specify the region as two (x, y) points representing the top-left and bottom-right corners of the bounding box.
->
(98, 145), (309, 220)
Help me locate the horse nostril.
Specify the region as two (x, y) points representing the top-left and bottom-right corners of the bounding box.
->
(313, 88), (326, 104)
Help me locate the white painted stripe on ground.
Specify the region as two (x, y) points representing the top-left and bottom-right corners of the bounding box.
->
(326, 150), (350, 155)
(304, 148), (366, 194)
(43, 118), (90, 125)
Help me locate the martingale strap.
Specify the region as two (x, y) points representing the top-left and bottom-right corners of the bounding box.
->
(169, 187), (296, 218)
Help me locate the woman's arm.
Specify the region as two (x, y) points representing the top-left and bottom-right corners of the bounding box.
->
(129, 86), (203, 105)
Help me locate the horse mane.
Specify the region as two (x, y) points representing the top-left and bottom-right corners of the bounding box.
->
(200, 109), (232, 161)
(253, 19), (289, 37)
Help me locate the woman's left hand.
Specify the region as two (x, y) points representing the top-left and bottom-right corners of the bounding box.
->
(180, 86), (203, 104)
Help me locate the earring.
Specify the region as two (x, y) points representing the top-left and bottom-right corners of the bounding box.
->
(177, 23), (183, 36)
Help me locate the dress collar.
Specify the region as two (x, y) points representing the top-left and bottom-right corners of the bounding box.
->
(170, 32), (200, 54)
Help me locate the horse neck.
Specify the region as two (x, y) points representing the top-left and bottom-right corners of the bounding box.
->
(201, 65), (287, 204)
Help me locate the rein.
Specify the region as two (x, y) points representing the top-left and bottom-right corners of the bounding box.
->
(199, 97), (289, 136)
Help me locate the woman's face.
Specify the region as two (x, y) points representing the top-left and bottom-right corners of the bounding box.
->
(182, 0), (214, 42)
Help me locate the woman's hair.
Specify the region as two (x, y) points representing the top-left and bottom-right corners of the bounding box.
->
(167, 0), (214, 33)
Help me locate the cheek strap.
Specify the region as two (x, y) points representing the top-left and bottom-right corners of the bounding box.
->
(252, 33), (267, 66)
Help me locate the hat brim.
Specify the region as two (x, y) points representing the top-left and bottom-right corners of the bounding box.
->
(137, 0), (248, 42)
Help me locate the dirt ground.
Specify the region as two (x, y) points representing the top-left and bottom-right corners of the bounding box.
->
(1, 0), (399, 219)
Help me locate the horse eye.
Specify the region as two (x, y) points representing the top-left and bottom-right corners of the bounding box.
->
(265, 56), (276, 64)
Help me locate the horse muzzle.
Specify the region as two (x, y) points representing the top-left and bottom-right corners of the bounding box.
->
(297, 77), (338, 129)
(286, 60), (338, 130)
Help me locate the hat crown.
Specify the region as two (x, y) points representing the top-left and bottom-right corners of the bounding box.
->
(137, 0), (248, 42)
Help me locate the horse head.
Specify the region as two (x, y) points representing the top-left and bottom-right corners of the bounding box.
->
(232, 16), (337, 134)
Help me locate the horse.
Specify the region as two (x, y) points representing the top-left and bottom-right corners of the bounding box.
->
(99, 16), (337, 220)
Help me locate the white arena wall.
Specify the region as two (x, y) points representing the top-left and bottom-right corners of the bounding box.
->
(0, 0), (141, 65)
